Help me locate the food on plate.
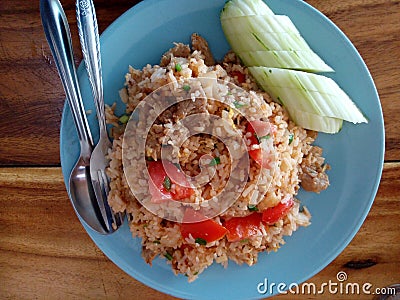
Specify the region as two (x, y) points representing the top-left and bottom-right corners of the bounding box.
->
(220, 0), (333, 73)
(105, 32), (330, 281)
(249, 67), (368, 133)
(221, 0), (367, 133)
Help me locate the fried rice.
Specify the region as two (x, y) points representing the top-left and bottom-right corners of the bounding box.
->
(105, 34), (328, 282)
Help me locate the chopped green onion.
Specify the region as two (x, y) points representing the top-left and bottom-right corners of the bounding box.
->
(209, 157), (221, 166)
(195, 238), (207, 245)
(247, 204), (259, 212)
(240, 238), (249, 244)
(175, 63), (182, 72)
(118, 114), (129, 124)
(153, 240), (161, 244)
(193, 271), (199, 275)
(183, 84), (191, 92)
(288, 133), (294, 145)
(256, 134), (271, 143)
(163, 176), (171, 191)
(233, 101), (245, 108)
(164, 252), (173, 261)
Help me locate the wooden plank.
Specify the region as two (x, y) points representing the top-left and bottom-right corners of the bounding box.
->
(0, 167), (176, 299)
(0, 164), (398, 299)
(0, 0), (399, 165)
(0, 0), (135, 165)
(307, 0), (400, 161)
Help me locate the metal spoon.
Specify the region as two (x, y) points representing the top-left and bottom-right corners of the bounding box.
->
(40, 0), (108, 234)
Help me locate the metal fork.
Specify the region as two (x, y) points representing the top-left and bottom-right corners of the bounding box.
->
(76, 0), (124, 232)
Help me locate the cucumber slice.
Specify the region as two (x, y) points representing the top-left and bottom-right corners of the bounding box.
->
(222, 15), (300, 35)
(259, 80), (324, 114)
(224, 31), (311, 52)
(249, 67), (368, 124)
(237, 50), (333, 72)
(221, 14), (332, 72)
(287, 109), (343, 134)
(263, 82), (343, 133)
(221, 0), (274, 19)
(220, 0), (368, 133)
(250, 66), (345, 96)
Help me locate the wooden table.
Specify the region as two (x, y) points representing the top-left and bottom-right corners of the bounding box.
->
(1, 0), (399, 299)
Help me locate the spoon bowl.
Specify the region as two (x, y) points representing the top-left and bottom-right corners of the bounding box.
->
(69, 158), (106, 233)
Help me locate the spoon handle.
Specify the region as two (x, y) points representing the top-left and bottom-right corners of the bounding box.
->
(40, 0), (93, 161)
(76, 0), (107, 139)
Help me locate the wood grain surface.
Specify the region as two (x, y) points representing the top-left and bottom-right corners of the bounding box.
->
(0, 0), (399, 299)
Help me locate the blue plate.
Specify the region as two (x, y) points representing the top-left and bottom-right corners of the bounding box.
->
(60, 0), (384, 299)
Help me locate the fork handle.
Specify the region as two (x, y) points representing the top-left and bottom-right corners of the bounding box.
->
(40, 0), (93, 161)
(76, 0), (108, 139)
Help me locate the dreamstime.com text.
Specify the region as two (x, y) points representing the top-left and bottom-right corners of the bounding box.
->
(257, 271), (397, 296)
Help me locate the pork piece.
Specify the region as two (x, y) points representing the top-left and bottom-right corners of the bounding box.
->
(191, 33), (215, 66)
(300, 146), (330, 193)
(160, 43), (191, 67)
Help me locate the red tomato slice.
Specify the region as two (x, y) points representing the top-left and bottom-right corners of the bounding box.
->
(230, 70), (246, 84)
(246, 120), (273, 169)
(224, 213), (263, 242)
(163, 160), (194, 200)
(247, 120), (271, 138)
(180, 208), (227, 243)
(147, 161), (172, 203)
(147, 160), (193, 203)
(248, 149), (271, 169)
(262, 198), (294, 225)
